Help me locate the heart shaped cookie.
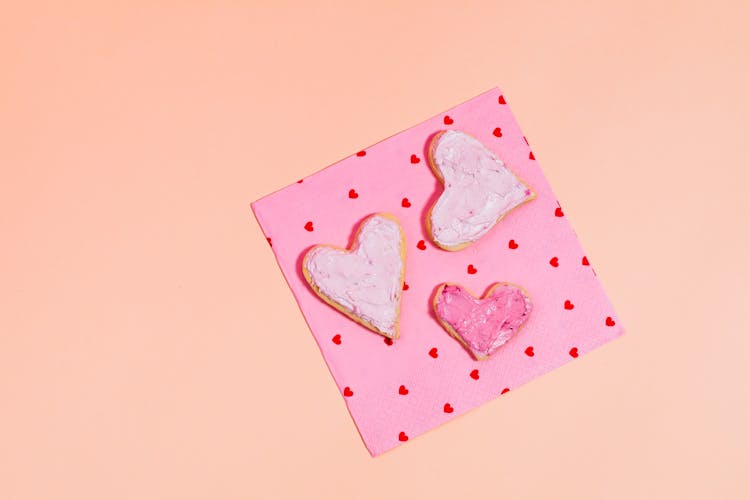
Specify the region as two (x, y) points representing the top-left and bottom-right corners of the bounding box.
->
(433, 282), (532, 360)
(302, 213), (406, 339)
(426, 130), (535, 250)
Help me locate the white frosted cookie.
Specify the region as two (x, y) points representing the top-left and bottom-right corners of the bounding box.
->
(302, 213), (406, 339)
(426, 130), (535, 251)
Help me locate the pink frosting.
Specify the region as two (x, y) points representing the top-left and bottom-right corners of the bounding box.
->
(434, 283), (532, 359)
(304, 215), (404, 337)
(429, 130), (533, 248)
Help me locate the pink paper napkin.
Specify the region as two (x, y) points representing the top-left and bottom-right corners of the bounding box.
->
(251, 87), (624, 456)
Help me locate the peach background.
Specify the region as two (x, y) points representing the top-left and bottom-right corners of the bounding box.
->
(1, 1), (748, 499)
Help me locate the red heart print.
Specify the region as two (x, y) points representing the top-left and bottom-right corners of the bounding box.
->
(582, 256), (590, 266)
(417, 240), (427, 250)
(564, 300), (574, 310)
(348, 188), (358, 199)
(498, 95), (507, 105)
(444, 403), (454, 413)
(343, 387), (353, 397)
(356, 150), (366, 157)
(398, 385), (409, 395)
(429, 347), (438, 358)
(332, 334), (341, 345)
(384, 337), (393, 346)
(266, 237), (272, 246)
(500, 388), (510, 395)
(402, 282), (409, 291)
(549, 257), (559, 267)
(569, 347), (579, 358)
(606, 316), (616, 327)
(304, 221), (314, 232)
(555, 207), (564, 217)
(467, 264), (477, 274)
(524, 346), (535, 357)
(297, 179), (304, 183)
(444, 115), (454, 125)
(401, 198), (411, 208)
(470, 369), (479, 380)
(493, 127), (503, 137)
(508, 239), (518, 249)
(410, 154), (420, 164)
(398, 431), (409, 442)
(529, 151), (535, 160)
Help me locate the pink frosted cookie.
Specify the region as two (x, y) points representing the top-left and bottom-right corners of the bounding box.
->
(433, 282), (533, 360)
(426, 130), (535, 251)
(302, 213), (406, 339)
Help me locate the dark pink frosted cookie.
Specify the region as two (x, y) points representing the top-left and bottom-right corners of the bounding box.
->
(433, 283), (532, 360)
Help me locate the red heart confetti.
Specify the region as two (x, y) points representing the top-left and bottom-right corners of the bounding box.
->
(401, 198), (411, 208)
(398, 385), (409, 395)
(564, 300), (575, 310)
(529, 151), (535, 160)
(410, 154), (420, 164)
(467, 264), (477, 274)
(417, 240), (427, 250)
(555, 207), (564, 217)
(524, 346), (535, 357)
(402, 282), (409, 291)
(508, 239), (519, 249)
(606, 316), (616, 327)
(304, 221), (314, 232)
(582, 256), (590, 266)
(266, 237), (272, 246)
(398, 431), (409, 442)
(356, 150), (366, 157)
(493, 127), (503, 137)
(569, 347), (579, 358)
(332, 334), (341, 345)
(549, 256), (559, 267)
(500, 388), (510, 395)
(443, 115), (454, 125)
(429, 347), (438, 358)
(384, 337), (393, 346)
(470, 369), (480, 380)
(498, 95), (507, 105)
(444, 403), (454, 413)
(343, 387), (353, 397)
(348, 189), (358, 199)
